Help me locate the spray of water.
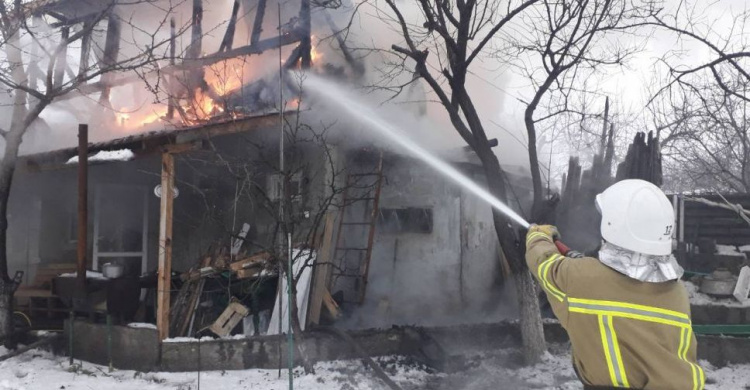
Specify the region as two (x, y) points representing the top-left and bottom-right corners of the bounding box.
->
(303, 74), (531, 229)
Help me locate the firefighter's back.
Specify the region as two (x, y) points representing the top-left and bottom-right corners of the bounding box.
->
(563, 257), (703, 390)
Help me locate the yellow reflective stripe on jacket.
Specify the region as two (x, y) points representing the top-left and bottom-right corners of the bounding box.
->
(570, 297), (702, 390)
(526, 231), (551, 245)
(598, 315), (629, 388)
(568, 298), (691, 328)
(537, 254), (565, 301)
(679, 327), (705, 390)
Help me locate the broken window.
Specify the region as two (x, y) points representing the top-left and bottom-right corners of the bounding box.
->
(377, 207), (433, 234)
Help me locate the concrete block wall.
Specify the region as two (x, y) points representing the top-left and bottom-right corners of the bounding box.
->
(65, 320), (159, 371)
(691, 305), (750, 325)
(65, 320), (750, 372)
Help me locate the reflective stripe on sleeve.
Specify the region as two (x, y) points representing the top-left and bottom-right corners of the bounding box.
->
(526, 231), (552, 246)
(679, 327), (705, 390)
(537, 254), (565, 302)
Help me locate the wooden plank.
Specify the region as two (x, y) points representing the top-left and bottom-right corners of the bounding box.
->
(322, 289), (341, 320)
(157, 153), (175, 341)
(236, 267), (262, 279)
(306, 212), (336, 326)
(250, 0), (267, 44)
(230, 223), (250, 256)
(208, 300), (249, 336)
(218, 1), (240, 52)
(228, 252), (270, 272)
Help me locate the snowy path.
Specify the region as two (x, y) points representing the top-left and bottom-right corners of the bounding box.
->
(1, 345), (749, 389)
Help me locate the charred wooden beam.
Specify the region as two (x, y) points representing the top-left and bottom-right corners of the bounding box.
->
(98, 10), (121, 106)
(284, 44), (302, 69)
(167, 17), (176, 120)
(66, 32), (302, 101)
(187, 0), (204, 99)
(188, 0), (203, 59)
(53, 26), (69, 87)
(219, 1), (240, 52)
(602, 123), (615, 175)
(299, 0), (312, 68)
(250, 0), (267, 44)
(599, 97), (609, 155)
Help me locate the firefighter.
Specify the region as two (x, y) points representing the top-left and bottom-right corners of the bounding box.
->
(526, 179), (704, 390)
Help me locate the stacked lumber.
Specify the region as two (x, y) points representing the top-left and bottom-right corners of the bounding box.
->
(169, 248), (274, 338)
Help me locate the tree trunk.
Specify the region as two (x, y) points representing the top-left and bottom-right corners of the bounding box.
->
(475, 141), (547, 364)
(0, 281), (12, 348)
(0, 132), (22, 347)
(515, 270), (546, 363)
(289, 289), (315, 374)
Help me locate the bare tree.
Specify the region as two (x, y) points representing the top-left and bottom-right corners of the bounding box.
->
(648, 1), (750, 102)
(373, 0), (655, 362)
(645, 1), (750, 192)
(0, 0), (188, 346)
(652, 74), (750, 193)
(509, 0), (653, 213)
(373, 0), (548, 363)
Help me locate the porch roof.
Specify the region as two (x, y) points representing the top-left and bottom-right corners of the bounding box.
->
(22, 113), (282, 169)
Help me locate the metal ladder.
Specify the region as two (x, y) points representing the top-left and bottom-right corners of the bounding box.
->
(331, 152), (384, 304)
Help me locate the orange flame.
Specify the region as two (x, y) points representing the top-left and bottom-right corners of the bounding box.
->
(204, 58), (246, 96)
(311, 37), (322, 63)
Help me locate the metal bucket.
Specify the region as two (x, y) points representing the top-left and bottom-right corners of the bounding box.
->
(102, 263), (124, 279)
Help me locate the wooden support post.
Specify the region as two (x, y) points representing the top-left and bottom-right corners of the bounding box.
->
(156, 153), (175, 341)
(219, 1), (240, 52)
(76, 124), (88, 288)
(250, 0), (267, 44)
(54, 27), (69, 87)
(306, 212), (336, 326)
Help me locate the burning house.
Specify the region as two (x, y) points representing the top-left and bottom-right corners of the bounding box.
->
(2, 0), (535, 359)
(8, 112), (532, 335)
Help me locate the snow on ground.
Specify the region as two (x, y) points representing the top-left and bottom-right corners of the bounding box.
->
(685, 281), (750, 307)
(0, 346), (431, 390)
(715, 245), (746, 257)
(127, 323), (157, 330)
(1, 344), (749, 389)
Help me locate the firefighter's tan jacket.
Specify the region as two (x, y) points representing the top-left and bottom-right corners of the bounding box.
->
(526, 231), (704, 390)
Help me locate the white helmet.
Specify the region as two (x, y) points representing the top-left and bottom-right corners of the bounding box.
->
(595, 179), (674, 256)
